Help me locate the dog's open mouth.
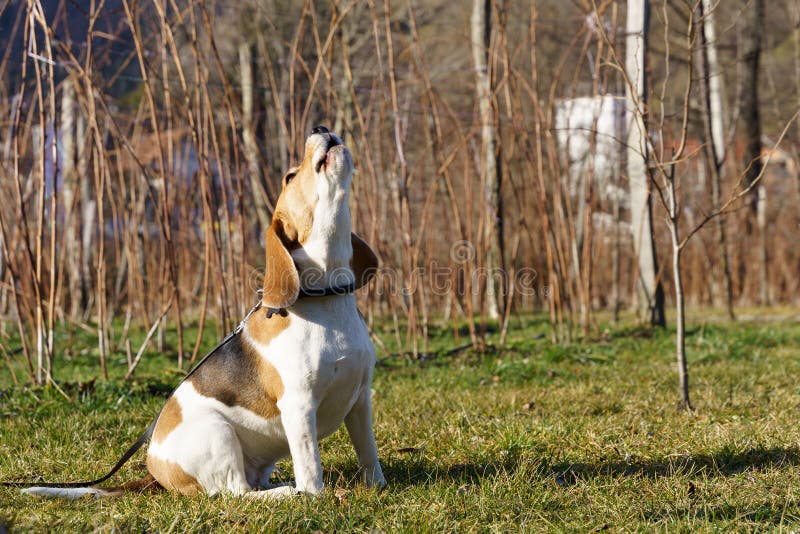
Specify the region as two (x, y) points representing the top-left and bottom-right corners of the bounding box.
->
(315, 137), (343, 173)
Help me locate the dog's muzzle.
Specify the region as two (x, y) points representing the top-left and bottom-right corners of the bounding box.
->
(311, 125), (344, 173)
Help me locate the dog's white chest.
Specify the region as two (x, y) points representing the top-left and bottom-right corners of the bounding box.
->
(260, 295), (373, 428)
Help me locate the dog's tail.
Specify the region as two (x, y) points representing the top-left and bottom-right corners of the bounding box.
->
(20, 475), (161, 499)
(6, 422), (158, 499)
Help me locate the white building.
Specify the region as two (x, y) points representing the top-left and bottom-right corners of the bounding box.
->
(554, 94), (627, 206)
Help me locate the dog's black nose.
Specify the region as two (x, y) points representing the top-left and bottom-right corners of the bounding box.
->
(311, 125), (329, 135)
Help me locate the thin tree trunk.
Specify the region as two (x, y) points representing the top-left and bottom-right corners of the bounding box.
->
(61, 77), (82, 320)
(757, 184), (769, 304)
(711, 164), (735, 317)
(698, 0), (735, 319)
(239, 41), (271, 232)
(611, 10), (623, 323)
(625, 0), (665, 327)
(29, 9), (52, 384)
(739, 0), (764, 206)
(738, 0), (766, 305)
(471, 0), (504, 322)
(668, 177), (692, 410)
(78, 114), (94, 317)
(612, 92), (624, 323)
(659, 1), (697, 411)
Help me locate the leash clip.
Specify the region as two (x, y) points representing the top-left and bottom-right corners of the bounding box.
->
(265, 307), (285, 319)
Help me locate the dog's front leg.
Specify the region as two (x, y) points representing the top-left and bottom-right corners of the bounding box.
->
(344, 388), (386, 488)
(279, 397), (324, 495)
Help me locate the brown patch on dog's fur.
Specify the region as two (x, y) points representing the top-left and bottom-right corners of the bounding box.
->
(351, 232), (379, 289)
(153, 396), (182, 444)
(248, 344), (285, 419)
(245, 306), (291, 349)
(188, 334), (284, 420)
(146, 456), (202, 496)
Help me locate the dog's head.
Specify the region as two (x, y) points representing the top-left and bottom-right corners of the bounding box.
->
(262, 126), (377, 310)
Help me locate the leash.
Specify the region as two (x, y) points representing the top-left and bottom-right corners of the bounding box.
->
(2, 281), (357, 489)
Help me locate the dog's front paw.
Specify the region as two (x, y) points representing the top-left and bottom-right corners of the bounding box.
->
(363, 465), (386, 489)
(296, 482), (325, 496)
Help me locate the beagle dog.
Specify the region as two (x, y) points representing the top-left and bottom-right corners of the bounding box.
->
(23, 127), (385, 499)
(145, 126), (385, 497)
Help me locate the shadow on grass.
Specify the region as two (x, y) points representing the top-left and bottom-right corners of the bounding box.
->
(377, 454), (523, 488)
(335, 446), (800, 492)
(549, 446), (800, 486)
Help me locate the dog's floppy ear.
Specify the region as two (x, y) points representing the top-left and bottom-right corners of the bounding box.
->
(262, 221), (300, 310)
(351, 232), (379, 290)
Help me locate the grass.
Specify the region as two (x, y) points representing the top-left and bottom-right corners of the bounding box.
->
(2, 314), (800, 532)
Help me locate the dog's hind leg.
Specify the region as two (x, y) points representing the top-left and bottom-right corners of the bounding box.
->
(246, 463), (278, 490)
(151, 414), (252, 496)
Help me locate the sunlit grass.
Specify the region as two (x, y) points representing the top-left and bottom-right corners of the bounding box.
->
(2, 315), (800, 531)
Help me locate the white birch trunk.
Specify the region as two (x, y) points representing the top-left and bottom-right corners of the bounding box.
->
(702, 0), (725, 165)
(61, 77), (82, 319)
(471, 0), (503, 321)
(625, 0), (664, 326)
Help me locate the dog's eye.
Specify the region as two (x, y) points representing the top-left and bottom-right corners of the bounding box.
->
(284, 172), (296, 186)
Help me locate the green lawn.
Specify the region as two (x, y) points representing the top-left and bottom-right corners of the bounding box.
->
(1, 315), (800, 532)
